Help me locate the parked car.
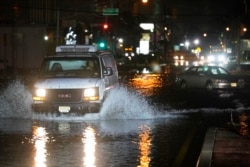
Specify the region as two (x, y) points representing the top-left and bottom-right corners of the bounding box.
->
(175, 65), (245, 90)
(32, 45), (119, 114)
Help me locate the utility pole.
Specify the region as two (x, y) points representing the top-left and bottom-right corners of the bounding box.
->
(243, 0), (248, 14)
(56, 9), (60, 46)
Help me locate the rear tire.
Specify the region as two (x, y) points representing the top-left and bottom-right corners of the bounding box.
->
(205, 81), (213, 91)
(180, 81), (187, 89)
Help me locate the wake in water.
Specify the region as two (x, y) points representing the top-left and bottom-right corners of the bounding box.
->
(1, 80), (242, 120)
(0, 80), (158, 120)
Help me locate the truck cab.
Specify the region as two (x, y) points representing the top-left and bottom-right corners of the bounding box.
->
(32, 45), (119, 114)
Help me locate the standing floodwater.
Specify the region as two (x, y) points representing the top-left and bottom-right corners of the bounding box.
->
(0, 79), (249, 167)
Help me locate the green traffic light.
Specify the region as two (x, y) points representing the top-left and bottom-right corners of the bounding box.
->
(99, 42), (105, 48)
(98, 41), (107, 50)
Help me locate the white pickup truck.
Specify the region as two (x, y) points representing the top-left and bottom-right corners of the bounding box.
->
(32, 45), (119, 115)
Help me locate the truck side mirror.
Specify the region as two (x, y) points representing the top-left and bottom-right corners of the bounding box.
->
(103, 67), (113, 76)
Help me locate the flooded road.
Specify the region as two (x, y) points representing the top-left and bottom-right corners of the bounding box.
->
(0, 76), (249, 167)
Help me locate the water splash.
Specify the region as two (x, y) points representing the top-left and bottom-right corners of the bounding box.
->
(0, 81), (158, 120)
(0, 80), (33, 118)
(0, 81), (170, 120)
(1, 80), (241, 121)
(99, 87), (156, 119)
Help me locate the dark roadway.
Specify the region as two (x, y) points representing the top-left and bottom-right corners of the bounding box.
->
(1, 64), (250, 167)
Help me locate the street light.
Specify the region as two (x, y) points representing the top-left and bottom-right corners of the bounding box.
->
(194, 39), (199, 45)
(185, 41), (190, 50)
(44, 35), (49, 41)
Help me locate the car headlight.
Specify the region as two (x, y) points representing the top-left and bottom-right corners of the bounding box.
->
(33, 88), (46, 101)
(218, 55), (226, 62)
(83, 88), (99, 101)
(207, 55), (215, 62)
(36, 89), (46, 97)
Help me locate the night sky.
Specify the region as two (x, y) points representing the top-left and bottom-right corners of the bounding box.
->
(0, 0), (248, 47)
(170, 0), (247, 29)
(164, 0), (248, 46)
(0, 0), (247, 27)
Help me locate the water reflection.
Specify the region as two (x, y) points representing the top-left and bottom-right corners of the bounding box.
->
(82, 126), (96, 167)
(238, 113), (249, 136)
(230, 112), (250, 136)
(32, 126), (48, 167)
(128, 74), (163, 96)
(138, 125), (152, 167)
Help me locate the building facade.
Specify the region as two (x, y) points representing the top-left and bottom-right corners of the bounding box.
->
(0, 25), (46, 77)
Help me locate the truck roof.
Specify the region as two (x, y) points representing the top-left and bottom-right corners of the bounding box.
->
(56, 45), (98, 53)
(44, 45), (112, 58)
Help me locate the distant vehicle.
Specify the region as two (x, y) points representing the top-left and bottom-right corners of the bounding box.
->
(206, 52), (228, 66)
(175, 65), (245, 90)
(32, 45), (119, 115)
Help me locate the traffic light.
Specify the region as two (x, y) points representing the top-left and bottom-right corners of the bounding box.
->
(97, 40), (107, 50)
(103, 23), (109, 30)
(13, 5), (19, 17)
(99, 42), (105, 48)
